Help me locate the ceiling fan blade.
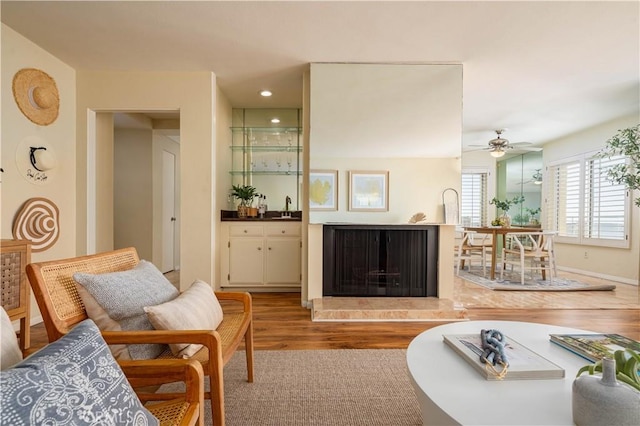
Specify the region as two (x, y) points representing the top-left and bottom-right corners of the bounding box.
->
(463, 146), (490, 152)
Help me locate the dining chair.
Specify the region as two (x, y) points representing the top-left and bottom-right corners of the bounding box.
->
(500, 231), (557, 284)
(454, 229), (489, 276)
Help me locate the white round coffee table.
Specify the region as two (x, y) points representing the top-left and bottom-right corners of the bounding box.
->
(406, 320), (593, 425)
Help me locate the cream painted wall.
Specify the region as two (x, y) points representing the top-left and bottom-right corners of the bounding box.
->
(1, 24), (77, 324)
(305, 63), (462, 303)
(543, 114), (639, 284)
(76, 71), (216, 291)
(114, 127), (153, 260)
(95, 113), (114, 253)
(309, 63), (463, 158)
(309, 157), (460, 224)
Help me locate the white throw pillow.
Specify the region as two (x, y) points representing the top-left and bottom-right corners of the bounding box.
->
(1, 308), (23, 370)
(144, 280), (224, 358)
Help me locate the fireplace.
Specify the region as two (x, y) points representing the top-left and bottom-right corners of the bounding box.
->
(322, 224), (439, 297)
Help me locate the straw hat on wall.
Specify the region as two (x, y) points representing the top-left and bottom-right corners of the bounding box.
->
(12, 68), (60, 126)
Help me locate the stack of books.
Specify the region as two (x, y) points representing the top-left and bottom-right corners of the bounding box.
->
(549, 333), (640, 362)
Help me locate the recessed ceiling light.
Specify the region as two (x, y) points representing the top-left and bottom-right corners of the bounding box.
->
(271, 118), (280, 124)
(260, 90), (272, 97)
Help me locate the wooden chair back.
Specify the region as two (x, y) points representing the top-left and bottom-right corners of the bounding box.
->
(26, 247), (140, 342)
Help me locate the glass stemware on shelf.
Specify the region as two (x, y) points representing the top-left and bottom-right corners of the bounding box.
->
(286, 155), (293, 173)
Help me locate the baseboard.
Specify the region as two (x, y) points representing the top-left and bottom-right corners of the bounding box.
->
(557, 266), (638, 286)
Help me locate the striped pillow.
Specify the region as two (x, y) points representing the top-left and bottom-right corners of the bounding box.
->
(144, 280), (223, 358)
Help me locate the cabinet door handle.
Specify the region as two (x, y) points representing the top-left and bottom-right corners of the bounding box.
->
(281, 230), (285, 234)
(244, 229), (248, 233)
(257, 247), (262, 250)
(268, 247), (272, 250)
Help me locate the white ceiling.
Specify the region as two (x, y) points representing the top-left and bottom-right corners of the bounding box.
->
(2, 1), (638, 150)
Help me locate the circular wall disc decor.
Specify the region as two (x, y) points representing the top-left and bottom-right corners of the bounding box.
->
(12, 68), (60, 126)
(13, 198), (60, 252)
(15, 136), (57, 185)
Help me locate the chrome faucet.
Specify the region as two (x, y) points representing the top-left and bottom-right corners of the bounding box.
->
(285, 196), (292, 212)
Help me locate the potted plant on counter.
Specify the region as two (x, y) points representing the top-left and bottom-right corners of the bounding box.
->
(489, 195), (525, 227)
(231, 184), (258, 218)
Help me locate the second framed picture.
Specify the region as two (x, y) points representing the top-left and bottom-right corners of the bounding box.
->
(348, 170), (389, 211)
(309, 170), (338, 211)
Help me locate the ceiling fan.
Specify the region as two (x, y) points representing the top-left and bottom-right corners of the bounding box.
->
(468, 129), (542, 158)
(517, 169), (543, 185)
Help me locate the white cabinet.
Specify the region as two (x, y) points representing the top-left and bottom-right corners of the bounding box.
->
(221, 222), (301, 289)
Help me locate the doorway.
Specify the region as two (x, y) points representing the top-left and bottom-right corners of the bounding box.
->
(101, 111), (180, 270)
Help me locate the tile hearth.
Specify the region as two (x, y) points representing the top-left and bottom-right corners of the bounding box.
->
(312, 297), (468, 322)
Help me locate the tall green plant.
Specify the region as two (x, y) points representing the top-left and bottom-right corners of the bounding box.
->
(598, 124), (640, 207)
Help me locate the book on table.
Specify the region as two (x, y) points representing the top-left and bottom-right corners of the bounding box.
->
(549, 333), (640, 363)
(443, 333), (565, 380)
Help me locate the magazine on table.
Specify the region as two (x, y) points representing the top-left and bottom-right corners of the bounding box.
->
(549, 333), (640, 363)
(443, 333), (565, 381)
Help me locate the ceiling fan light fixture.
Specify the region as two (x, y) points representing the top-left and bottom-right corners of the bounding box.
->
(532, 169), (543, 184)
(490, 149), (505, 158)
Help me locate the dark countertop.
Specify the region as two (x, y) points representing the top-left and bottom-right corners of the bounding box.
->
(221, 210), (302, 221)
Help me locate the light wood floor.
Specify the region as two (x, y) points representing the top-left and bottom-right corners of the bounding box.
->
(27, 272), (639, 351)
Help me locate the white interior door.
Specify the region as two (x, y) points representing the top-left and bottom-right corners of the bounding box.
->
(162, 150), (176, 272)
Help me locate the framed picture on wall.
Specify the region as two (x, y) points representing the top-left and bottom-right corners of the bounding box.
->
(309, 170), (338, 211)
(348, 170), (389, 211)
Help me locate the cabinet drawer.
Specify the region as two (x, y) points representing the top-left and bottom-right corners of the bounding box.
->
(266, 223), (301, 237)
(230, 224), (264, 237)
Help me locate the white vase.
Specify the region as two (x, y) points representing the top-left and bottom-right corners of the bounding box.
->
(572, 357), (640, 426)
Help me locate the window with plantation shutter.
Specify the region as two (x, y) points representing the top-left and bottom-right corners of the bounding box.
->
(584, 155), (628, 241)
(461, 172), (487, 227)
(548, 160), (581, 238)
(546, 153), (629, 248)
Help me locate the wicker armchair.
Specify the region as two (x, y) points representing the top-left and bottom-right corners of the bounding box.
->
(123, 358), (205, 426)
(26, 247), (254, 426)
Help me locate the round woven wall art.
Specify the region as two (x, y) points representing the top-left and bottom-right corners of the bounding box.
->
(12, 197), (60, 252)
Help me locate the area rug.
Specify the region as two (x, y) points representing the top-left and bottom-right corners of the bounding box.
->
(158, 349), (422, 426)
(458, 269), (616, 291)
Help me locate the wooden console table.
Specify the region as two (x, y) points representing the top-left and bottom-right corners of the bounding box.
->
(1, 239), (32, 351)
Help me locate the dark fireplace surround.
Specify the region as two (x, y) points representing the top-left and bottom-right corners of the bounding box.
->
(323, 224), (439, 297)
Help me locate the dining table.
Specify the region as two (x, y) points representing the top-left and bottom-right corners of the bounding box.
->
(464, 226), (543, 280)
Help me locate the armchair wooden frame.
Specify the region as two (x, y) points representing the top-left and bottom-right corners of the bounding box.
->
(122, 358), (205, 426)
(26, 247), (254, 426)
